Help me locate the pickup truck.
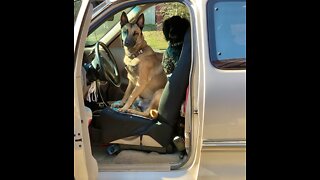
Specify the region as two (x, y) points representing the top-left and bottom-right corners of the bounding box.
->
(74, 0), (246, 179)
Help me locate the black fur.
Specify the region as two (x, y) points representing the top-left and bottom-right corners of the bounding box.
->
(162, 16), (190, 44)
(162, 16), (190, 74)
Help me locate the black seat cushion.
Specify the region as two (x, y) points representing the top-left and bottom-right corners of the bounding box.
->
(95, 107), (173, 147)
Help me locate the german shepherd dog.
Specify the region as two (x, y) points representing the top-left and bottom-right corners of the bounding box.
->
(111, 12), (167, 119)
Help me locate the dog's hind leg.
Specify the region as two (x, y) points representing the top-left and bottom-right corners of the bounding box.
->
(127, 89), (163, 119)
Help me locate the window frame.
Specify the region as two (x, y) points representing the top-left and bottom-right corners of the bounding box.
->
(74, 0), (83, 26)
(82, 0), (197, 171)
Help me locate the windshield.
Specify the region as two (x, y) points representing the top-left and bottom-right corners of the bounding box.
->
(74, 0), (82, 26)
(85, 7), (133, 46)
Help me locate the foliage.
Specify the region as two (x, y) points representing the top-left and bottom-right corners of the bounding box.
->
(159, 3), (190, 22)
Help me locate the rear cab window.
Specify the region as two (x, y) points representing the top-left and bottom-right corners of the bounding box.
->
(207, 0), (246, 70)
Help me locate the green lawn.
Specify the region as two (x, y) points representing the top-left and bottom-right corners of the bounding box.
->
(143, 30), (168, 50)
(86, 24), (168, 50)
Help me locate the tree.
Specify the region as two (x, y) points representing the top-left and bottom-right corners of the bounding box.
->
(159, 3), (190, 22)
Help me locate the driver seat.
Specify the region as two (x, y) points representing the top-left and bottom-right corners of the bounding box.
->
(92, 28), (191, 153)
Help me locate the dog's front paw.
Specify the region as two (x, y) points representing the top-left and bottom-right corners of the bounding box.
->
(118, 106), (129, 113)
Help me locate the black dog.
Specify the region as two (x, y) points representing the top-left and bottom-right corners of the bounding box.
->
(162, 16), (190, 74)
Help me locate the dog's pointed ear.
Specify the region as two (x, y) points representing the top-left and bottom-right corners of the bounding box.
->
(120, 12), (129, 27)
(136, 13), (145, 30)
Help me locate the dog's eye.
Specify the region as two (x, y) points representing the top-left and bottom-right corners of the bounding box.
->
(122, 30), (128, 36)
(134, 32), (139, 36)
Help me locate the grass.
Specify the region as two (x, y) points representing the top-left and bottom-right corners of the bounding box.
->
(143, 30), (168, 50)
(85, 23), (168, 50)
(143, 24), (157, 31)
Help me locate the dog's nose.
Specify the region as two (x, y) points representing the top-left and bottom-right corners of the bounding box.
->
(124, 39), (133, 47)
(169, 32), (177, 40)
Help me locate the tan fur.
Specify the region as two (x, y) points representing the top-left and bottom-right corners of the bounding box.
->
(126, 89), (163, 119)
(112, 19), (167, 119)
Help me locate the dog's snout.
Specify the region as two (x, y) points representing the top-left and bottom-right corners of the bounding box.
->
(124, 38), (134, 47)
(169, 34), (177, 39)
(169, 29), (178, 40)
(124, 40), (130, 46)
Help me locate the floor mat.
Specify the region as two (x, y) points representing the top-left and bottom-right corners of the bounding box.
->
(92, 145), (181, 165)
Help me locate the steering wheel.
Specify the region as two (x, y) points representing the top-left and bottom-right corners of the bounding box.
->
(91, 41), (121, 87)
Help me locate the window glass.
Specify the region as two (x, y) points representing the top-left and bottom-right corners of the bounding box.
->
(207, 0), (246, 69)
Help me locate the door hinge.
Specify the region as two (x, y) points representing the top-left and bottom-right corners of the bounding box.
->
(74, 131), (83, 149)
(193, 109), (198, 114)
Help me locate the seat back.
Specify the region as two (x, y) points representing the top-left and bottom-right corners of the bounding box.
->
(157, 28), (191, 127)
